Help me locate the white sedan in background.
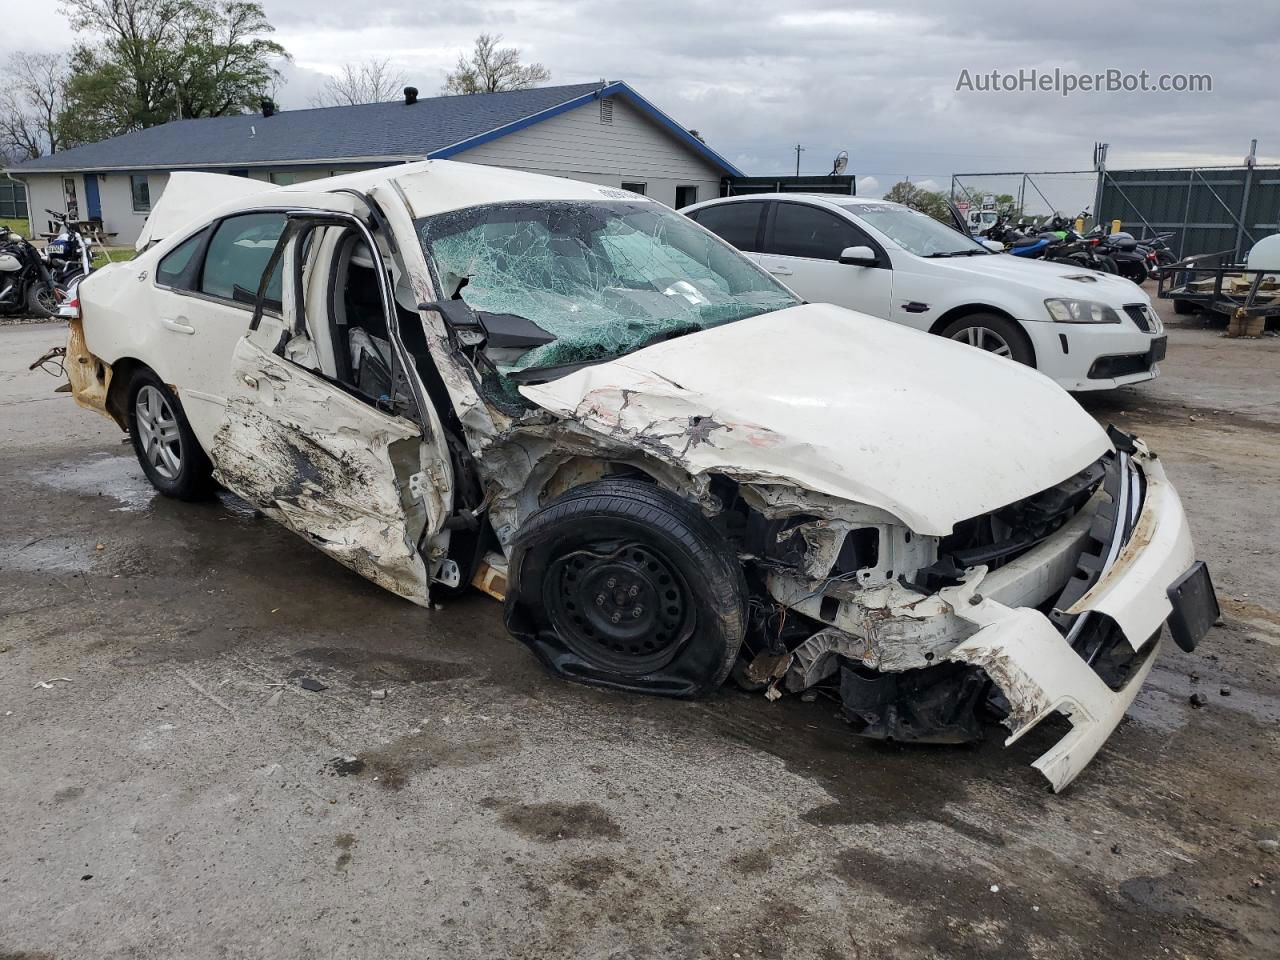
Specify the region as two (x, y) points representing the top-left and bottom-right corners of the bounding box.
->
(681, 193), (1166, 391)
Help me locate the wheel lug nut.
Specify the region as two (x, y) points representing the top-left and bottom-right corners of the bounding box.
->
(632, 606), (642, 618)
(629, 585), (639, 598)
(595, 594), (605, 606)
(606, 577), (616, 588)
(610, 612), (621, 623)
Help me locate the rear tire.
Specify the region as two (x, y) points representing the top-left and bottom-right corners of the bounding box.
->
(505, 479), (747, 698)
(126, 368), (215, 500)
(939, 313), (1036, 367)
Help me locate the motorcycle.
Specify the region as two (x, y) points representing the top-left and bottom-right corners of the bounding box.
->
(984, 213), (1118, 273)
(1088, 227), (1151, 284)
(41, 208), (94, 287)
(0, 228), (62, 318)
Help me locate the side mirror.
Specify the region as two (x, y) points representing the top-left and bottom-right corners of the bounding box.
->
(981, 239), (1004, 253)
(839, 245), (878, 267)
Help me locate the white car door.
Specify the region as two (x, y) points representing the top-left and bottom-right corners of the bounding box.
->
(210, 210), (454, 606)
(756, 201), (894, 318)
(144, 191), (374, 453)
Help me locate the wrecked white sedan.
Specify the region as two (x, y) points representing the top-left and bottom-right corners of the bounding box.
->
(58, 161), (1217, 790)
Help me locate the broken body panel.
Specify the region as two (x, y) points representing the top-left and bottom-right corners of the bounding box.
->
(57, 160), (1213, 790)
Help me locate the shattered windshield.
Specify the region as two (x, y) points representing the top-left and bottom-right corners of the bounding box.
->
(842, 203), (989, 257)
(416, 200), (799, 376)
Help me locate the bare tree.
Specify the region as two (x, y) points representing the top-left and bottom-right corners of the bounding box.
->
(0, 52), (69, 160)
(311, 58), (406, 107)
(441, 34), (550, 95)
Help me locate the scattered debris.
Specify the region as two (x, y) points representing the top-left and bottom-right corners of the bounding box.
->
(297, 677), (328, 692)
(1219, 685), (1232, 696)
(178, 672), (236, 715)
(1111, 844), (1122, 855)
(33, 677), (74, 690)
(327, 756), (366, 776)
(1189, 672), (1200, 683)
(1190, 693), (1208, 708)
(764, 684), (783, 702)
(1258, 839), (1279, 855)
(266, 688), (283, 707)
(990, 884), (1000, 893)
(371, 689), (387, 701)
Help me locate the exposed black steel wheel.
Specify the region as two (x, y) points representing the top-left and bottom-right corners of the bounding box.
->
(939, 312), (1035, 367)
(26, 281), (60, 318)
(126, 367), (215, 500)
(505, 479), (747, 697)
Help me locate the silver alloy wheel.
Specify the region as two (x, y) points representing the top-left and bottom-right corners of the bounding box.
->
(951, 325), (1013, 358)
(135, 385), (182, 480)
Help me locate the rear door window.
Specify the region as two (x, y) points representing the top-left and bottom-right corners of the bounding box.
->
(767, 203), (866, 261)
(200, 212), (286, 307)
(688, 201), (766, 251)
(155, 229), (208, 290)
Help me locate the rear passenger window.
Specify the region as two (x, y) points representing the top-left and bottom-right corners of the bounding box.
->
(689, 201), (765, 251)
(200, 213), (286, 306)
(769, 203), (864, 261)
(155, 229), (207, 289)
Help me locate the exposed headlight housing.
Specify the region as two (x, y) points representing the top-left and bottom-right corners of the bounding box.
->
(1044, 298), (1122, 324)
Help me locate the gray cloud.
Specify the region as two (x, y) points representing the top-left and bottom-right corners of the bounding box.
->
(10, 0), (1276, 199)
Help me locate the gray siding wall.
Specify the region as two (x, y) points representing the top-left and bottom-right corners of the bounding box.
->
(16, 171), (168, 246)
(454, 97), (724, 208)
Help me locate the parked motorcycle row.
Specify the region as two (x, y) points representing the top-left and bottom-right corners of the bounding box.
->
(978, 209), (1177, 284)
(0, 208), (95, 318)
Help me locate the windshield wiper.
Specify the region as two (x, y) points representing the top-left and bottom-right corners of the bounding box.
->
(506, 357), (611, 385)
(926, 249), (987, 258)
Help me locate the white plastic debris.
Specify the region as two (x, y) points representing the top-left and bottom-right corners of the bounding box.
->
(33, 677), (73, 690)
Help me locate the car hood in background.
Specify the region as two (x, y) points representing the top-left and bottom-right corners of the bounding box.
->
(520, 303), (1112, 535)
(918, 251), (1148, 304)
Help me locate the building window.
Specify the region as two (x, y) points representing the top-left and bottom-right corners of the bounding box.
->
(600, 98), (613, 124)
(675, 185), (698, 208)
(130, 174), (151, 213)
(621, 182), (646, 196)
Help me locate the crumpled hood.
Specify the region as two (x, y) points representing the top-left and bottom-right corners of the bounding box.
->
(520, 303), (1112, 535)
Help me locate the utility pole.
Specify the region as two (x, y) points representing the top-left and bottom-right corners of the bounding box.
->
(794, 143), (804, 177)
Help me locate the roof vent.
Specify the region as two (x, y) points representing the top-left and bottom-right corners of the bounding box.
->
(261, 98), (275, 118)
(599, 97), (613, 124)
(404, 86), (419, 105)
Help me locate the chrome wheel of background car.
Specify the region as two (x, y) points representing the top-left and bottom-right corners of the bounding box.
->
(544, 540), (693, 675)
(134, 384), (183, 480)
(951, 325), (1013, 358)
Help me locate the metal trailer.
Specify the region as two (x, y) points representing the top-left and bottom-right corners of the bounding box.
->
(1158, 250), (1280, 336)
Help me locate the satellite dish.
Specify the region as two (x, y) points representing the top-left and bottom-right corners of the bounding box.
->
(831, 150), (849, 176)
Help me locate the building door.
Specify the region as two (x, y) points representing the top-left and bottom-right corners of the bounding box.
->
(84, 174), (102, 221)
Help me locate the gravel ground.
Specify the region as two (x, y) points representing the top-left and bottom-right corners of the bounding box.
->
(1, 298), (1278, 960)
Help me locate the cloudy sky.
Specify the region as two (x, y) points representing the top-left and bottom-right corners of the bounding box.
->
(11, 0), (1277, 204)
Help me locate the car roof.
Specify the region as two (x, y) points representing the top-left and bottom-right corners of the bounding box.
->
(684, 192), (900, 212)
(189, 159), (660, 222)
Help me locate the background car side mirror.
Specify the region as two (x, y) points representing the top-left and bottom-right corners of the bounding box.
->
(981, 239), (1005, 253)
(838, 245), (878, 267)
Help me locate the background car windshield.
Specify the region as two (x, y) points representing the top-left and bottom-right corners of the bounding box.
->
(843, 203), (987, 257)
(416, 200), (799, 374)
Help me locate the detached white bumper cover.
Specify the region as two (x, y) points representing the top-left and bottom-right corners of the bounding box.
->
(940, 451), (1196, 791)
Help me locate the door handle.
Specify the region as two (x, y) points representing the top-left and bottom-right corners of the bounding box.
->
(767, 266), (793, 276)
(160, 317), (195, 335)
